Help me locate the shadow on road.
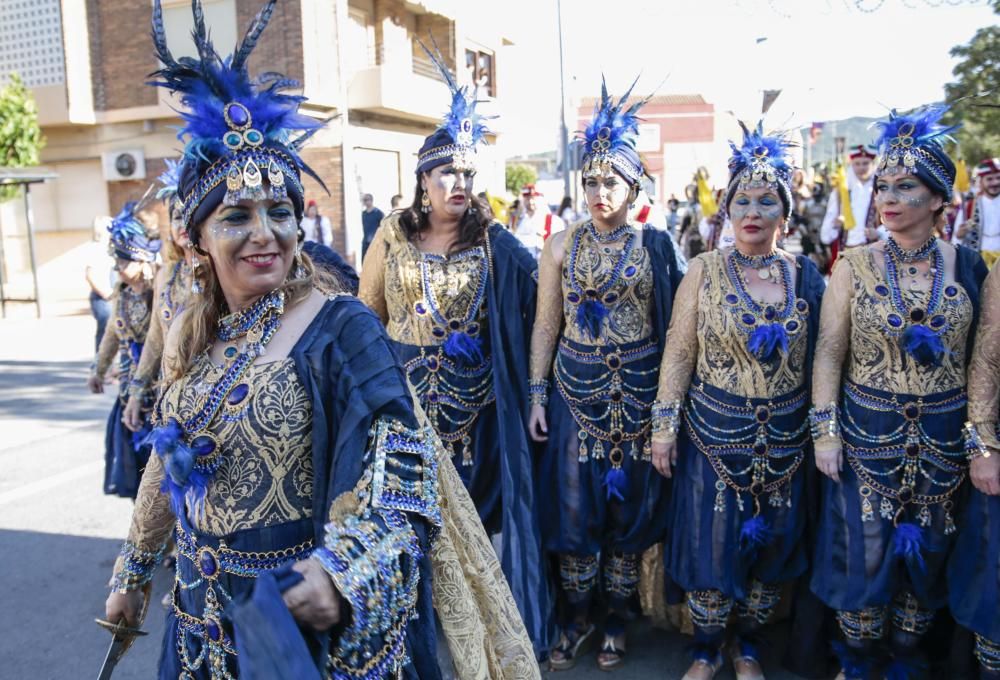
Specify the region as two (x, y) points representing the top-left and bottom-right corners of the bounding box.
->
(0, 359), (111, 422)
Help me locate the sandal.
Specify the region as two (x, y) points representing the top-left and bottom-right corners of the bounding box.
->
(596, 633), (626, 671)
(549, 623), (596, 671)
(732, 653), (765, 680)
(681, 654), (723, 680)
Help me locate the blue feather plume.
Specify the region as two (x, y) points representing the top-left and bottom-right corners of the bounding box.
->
(155, 158), (183, 201)
(901, 325), (945, 367)
(443, 331), (483, 365)
(580, 75), (649, 155)
(872, 105), (960, 157)
(149, 0), (325, 187)
(108, 199), (160, 259)
(747, 323), (789, 361)
(576, 299), (609, 339)
(893, 522), (926, 571)
(419, 37), (493, 147)
(739, 515), (773, 553)
(727, 120), (794, 182)
(603, 467), (628, 501)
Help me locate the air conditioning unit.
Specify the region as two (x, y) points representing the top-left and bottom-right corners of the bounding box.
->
(102, 149), (146, 182)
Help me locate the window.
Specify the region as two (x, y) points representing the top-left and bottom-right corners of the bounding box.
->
(464, 48), (494, 97)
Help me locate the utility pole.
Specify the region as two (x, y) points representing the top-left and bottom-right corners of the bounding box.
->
(557, 0), (571, 199)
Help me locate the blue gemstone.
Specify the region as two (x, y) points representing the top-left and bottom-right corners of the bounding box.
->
(887, 313), (903, 328)
(930, 315), (946, 328)
(585, 289), (598, 298)
(432, 327), (445, 337)
(225, 132), (242, 147)
(467, 323), (479, 335)
(227, 103), (249, 126)
(796, 299), (808, 312)
(725, 294), (739, 305)
(910, 308), (925, 323)
(741, 313), (757, 326)
(191, 435), (216, 456)
(206, 619), (221, 641)
(785, 319), (799, 332)
(227, 383), (250, 405)
(244, 129), (262, 144)
(624, 265), (637, 277)
(875, 284), (890, 297)
(414, 302), (426, 315)
(449, 320), (461, 330)
(604, 293), (618, 303)
(199, 551), (218, 577)
(945, 285), (958, 298)
(427, 392), (439, 404)
(567, 292), (580, 303)
(426, 357), (439, 370)
(224, 346), (238, 359)
(764, 306), (776, 321)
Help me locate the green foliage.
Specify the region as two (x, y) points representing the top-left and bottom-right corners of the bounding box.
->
(944, 17), (1000, 164)
(505, 163), (537, 195)
(0, 73), (45, 201)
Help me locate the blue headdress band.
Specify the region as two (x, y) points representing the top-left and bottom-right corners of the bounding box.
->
(579, 76), (650, 189)
(109, 199), (161, 263)
(416, 39), (492, 175)
(149, 0), (326, 241)
(873, 105), (959, 201)
(725, 121), (796, 220)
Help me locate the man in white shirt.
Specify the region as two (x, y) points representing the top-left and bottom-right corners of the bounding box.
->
(821, 145), (883, 266)
(956, 158), (1000, 269)
(513, 184), (564, 259)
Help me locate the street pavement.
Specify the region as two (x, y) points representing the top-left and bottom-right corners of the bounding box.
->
(0, 310), (812, 679)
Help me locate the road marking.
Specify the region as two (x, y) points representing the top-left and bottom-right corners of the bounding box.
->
(0, 460), (103, 506)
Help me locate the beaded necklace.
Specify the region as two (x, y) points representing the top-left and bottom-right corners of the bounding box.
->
(414, 244), (489, 364)
(566, 222), (637, 338)
(151, 289), (285, 526)
(731, 249), (783, 281)
(881, 237), (948, 366)
(723, 251), (802, 360)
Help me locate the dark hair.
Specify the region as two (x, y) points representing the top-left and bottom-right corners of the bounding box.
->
(398, 177), (491, 253)
(558, 196), (573, 213)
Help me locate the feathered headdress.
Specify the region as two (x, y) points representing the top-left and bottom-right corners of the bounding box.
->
(108, 199), (160, 263)
(149, 0), (325, 240)
(873, 105), (959, 200)
(416, 38), (492, 174)
(155, 158), (183, 204)
(579, 76), (651, 188)
(725, 121), (796, 219)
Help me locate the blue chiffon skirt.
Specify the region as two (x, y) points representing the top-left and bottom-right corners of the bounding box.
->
(949, 487), (1000, 641)
(539, 336), (668, 556)
(103, 398), (151, 499)
(811, 381), (967, 612)
(666, 378), (809, 598)
(390, 341), (501, 534)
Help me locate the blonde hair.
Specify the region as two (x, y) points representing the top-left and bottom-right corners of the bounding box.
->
(164, 251), (341, 383)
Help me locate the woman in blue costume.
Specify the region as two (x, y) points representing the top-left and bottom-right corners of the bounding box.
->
(359, 45), (550, 657)
(528, 79), (685, 671)
(102, 3), (537, 678)
(650, 124), (825, 680)
(809, 106), (988, 680)
(88, 200), (160, 499)
(950, 264), (1000, 678)
(122, 159), (201, 435)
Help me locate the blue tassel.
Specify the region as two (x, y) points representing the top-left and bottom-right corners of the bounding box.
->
(901, 325), (944, 367)
(603, 467), (628, 501)
(747, 323), (788, 361)
(739, 515), (773, 553)
(142, 418), (184, 456)
(442, 331), (483, 365)
(831, 641), (870, 680)
(130, 423), (152, 451)
(893, 522), (926, 571)
(576, 299), (609, 339)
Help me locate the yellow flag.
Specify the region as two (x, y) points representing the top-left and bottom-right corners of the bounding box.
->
(696, 170), (718, 218)
(486, 192), (508, 224)
(834, 162), (856, 231)
(955, 158), (970, 194)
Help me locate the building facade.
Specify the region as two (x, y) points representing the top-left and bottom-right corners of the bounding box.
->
(1, 0), (511, 310)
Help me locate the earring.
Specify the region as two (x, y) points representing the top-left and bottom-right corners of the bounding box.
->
(190, 256), (203, 295)
(293, 245), (306, 280)
(420, 191), (432, 214)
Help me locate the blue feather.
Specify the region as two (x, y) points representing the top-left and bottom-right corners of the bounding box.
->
(155, 158), (183, 201)
(831, 641), (870, 680)
(747, 323), (788, 361)
(580, 75), (649, 157)
(739, 515), (773, 553)
(872, 105), (960, 157)
(885, 655), (928, 680)
(575, 299), (609, 339)
(603, 467), (628, 501)
(901, 325), (945, 367)
(442, 331), (483, 365)
(727, 120), (795, 184)
(893, 522), (926, 571)
(418, 37), (493, 148)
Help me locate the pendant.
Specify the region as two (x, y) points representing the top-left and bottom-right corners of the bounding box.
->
(757, 268), (770, 280)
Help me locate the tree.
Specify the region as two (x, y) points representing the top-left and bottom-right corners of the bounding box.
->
(505, 163), (537, 195)
(0, 73), (45, 201)
(944, 4), (1000, 164)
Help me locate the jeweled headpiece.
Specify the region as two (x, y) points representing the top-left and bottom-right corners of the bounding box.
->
(416, 41), (492, 175)
(873, 105), (958, 201)
(108, 200), (160, 263)
(725, 121), (796, 220)
(580, 77), (650, 189)
(149, 0), (325, 243)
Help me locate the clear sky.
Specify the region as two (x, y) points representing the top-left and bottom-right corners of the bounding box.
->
(498, 0), (997, 156)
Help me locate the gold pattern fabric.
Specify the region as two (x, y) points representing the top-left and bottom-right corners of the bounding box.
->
(133, 261), (192, 387)
(561, 223), (653, 346)
(529, 233), (566, 382)
(96, 284), (153, 403)
(654, 251), (808, 443)
(121, 452), (175, 557)
(968, 265), (1000, 449)
(359, 215), (489, 347)
(158, 356), (313, 535)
